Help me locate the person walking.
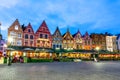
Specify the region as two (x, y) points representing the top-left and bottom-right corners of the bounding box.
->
(8, 56), (12, 66)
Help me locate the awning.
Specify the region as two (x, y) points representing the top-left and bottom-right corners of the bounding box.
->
(23, 48), (34, 51)
(6, 48), (15, 51)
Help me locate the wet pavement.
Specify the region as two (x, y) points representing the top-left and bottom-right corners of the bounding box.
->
(0, 61), (120, 80)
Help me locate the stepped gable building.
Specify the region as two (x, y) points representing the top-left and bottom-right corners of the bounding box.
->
(8, 19), (23, 46)
(23, 23), (35, 47)
(90, 33), (106, 50)
(35, 20), (52, 48)
(52, 27), (62, 49)
(62, 28), (74, 50)
(73, 30), (84, 49)
(83, 32), (92, 50)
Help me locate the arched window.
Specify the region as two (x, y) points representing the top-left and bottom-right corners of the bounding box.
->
(25, 34), (28, 39)
(30, 35), (33, 39)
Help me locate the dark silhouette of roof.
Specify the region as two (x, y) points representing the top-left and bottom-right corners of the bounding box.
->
(21, 24), (26, 31)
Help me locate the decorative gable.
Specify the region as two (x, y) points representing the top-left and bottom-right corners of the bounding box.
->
(24, 23), (34, 34)
(73, 30), (82, 39)
(84, 32), (91, 40)
(8, 19), (23, 32)
(8, 19), (23, 46)
(53, 27), (62, 39)
(35, 20), (52, 48)
(63, 29), (73, 40)
(36, 20), (51, 35)
(73, 30), (83, 44)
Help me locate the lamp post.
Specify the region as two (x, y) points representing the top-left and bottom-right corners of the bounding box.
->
(95, 46), (100, 62)
(8, 37), (13, 66)
(96, 47), (100, 54)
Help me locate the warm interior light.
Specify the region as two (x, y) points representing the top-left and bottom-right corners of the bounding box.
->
(96, 47), (100, 51)
(8, 37), (13, 43)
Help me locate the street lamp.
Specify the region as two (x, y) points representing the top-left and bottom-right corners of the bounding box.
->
(94, 46), (100, 62)
(96, 47), (100, 52)
(8, 37), (13, 66)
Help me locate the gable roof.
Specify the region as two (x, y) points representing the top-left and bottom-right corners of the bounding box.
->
(8, 19), (23, 32)
(52, 26), (62, 37)
(83, 31), (91, 39)
(63, 28), (73, 39)
(35, 20), (51, 35)
(23, 23), (34, 33)
(9, 19), (20, 28)
(73, 29), (82, 38)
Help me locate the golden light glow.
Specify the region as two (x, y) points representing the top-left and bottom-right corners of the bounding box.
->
(8, 37), (13, 43)
(3, 44), (7, 47)
(96, 46), (100, 51)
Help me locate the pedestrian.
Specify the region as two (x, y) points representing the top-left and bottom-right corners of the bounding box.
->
(8, 56), (12, 66)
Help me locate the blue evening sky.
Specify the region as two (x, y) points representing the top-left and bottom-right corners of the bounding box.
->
(0, 0), (120, 39)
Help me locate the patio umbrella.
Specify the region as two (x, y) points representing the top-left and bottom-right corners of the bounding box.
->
(35, 48), (41, 53)
(23, 48), (34, 51)
(6, 48), (15, 51)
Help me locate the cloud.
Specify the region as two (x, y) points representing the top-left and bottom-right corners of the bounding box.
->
(0, 0), (120, 39)
(0, 0), (19, 9)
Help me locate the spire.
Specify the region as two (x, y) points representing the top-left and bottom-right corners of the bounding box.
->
(56, 26), (59, 31)
(28, 22), (31, 26)
(28, 22), (32, 28)
(41, 20), (47, 27)
(14, 19), (19, 24)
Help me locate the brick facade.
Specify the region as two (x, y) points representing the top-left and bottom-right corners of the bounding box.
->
(23, 23), (35, 47)
(35, 21), (52, 48)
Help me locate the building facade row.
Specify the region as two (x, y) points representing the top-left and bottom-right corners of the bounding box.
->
(8, 19), (119, 52)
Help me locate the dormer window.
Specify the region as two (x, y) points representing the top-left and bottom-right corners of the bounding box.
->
(28, 29), (31, 32)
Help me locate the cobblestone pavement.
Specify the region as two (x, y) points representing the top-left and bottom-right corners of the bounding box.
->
(0, 61), (120, 80)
